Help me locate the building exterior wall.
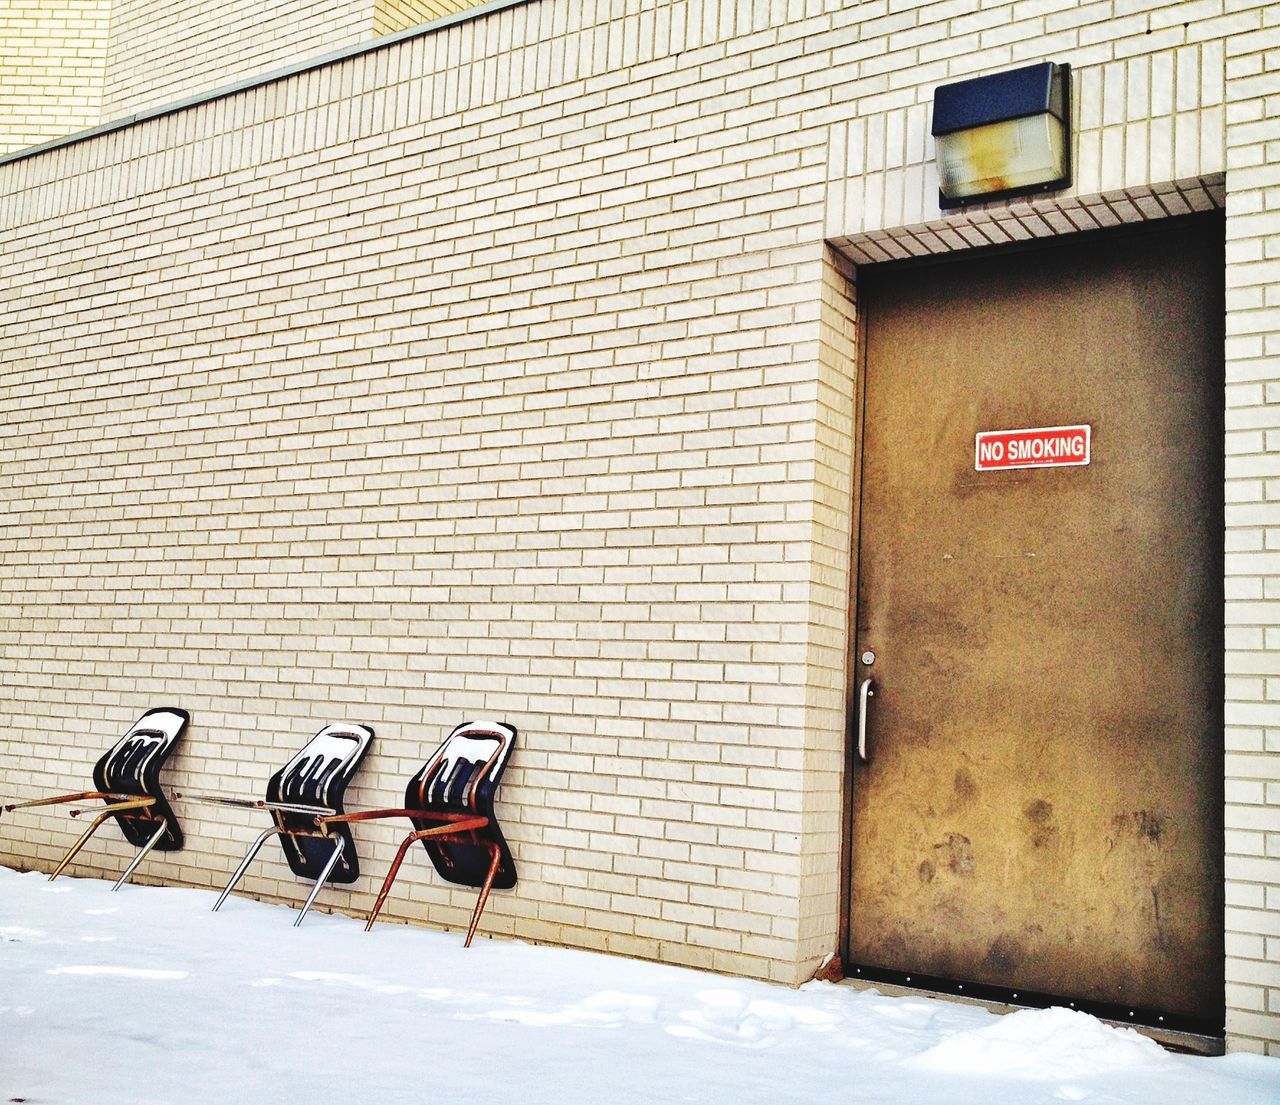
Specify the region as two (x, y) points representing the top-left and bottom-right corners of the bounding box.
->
(0, 0), (111, 156)
(0, 0), (839, 987)
(0, 0), (1277, 1053)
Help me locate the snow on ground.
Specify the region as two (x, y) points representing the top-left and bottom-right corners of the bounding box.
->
(1, 867), (1277, 1105)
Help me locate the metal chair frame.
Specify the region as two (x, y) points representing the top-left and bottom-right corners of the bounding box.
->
(323, 719), (517, 946)
(1, 707), (189, 889)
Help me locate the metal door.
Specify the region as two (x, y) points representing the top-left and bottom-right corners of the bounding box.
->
(848, 217), (1224, 1031)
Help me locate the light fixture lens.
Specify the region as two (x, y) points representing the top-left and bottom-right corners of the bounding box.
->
(936, 113), (1066, 202)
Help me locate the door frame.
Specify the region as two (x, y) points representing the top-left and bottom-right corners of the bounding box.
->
(834, 213), (1227, 1040)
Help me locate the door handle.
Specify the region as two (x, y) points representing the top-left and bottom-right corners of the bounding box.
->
(858, 677), (876, 762)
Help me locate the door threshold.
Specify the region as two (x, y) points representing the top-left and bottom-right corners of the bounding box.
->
(836, 976), (1224, 1056)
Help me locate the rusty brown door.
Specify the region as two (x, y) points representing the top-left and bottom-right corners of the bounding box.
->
(848, 216), (1224, 1031)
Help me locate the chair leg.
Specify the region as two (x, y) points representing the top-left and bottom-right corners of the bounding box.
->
(48, 810), (116, 882)
(213, 826), (281, 912)
(463, 842), (503, 948)
(293, 837), (345, 928)
(363, 830), (420, 932)
(111, 820), (169, 891)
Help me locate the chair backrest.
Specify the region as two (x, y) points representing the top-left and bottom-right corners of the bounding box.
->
(91, 707), (189, 850)
(267, 722), (374, 810)
(407, 719), (516, 817)
(267, 721), (375, 884)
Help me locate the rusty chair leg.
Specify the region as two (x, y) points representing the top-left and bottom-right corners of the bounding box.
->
(362, 819), (490, 933)
(463, 841), (503, 948)
(4, 791), (111, 815)
(49, 811), (117, 882)
(363, 830), (421, 932)
(49, 798), (154, 882)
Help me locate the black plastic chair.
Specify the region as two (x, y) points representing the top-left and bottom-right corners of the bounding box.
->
(323, 719), (517, 945)
(192, 722), (374, 926)
(1, 707), (189, 888)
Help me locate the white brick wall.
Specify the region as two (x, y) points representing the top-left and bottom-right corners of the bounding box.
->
(101, 0), (491, 121)
(374, 0), (469, 37)
(0, 0), (111, 155)
(818, 0), (1279, 1053)
(0, 1), (488, 153)
(100, 0), (372, 120)
(1221, 4), (1280, 1049)
(1, 0), (1277, 1053)
(0, 0), (838, 985)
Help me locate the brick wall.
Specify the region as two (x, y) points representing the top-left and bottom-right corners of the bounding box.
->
(1220, 7), (1280, 1051)
(818, 0), (1278, 1056)
(0, 0), (839, 986)
(0, 1), (489, 154)
(374, 0), (470, 38)
(101, 0), (377, 119)
(1, 0), (1277, 1053)
(101, 0), (489, 121)
(0, 0), (111, 156)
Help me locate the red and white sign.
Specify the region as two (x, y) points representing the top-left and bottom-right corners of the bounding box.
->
(975, 424), (1091, 471)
